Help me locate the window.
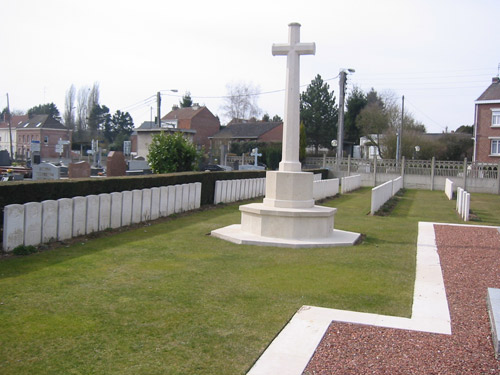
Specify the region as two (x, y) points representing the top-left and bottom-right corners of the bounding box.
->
(492, 110), (500, 127)
(491, 139), (500, 155)
(44, 136), (49, 144)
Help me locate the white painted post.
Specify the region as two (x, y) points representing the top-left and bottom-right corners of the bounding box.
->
(110, 192), (123, 229)
(121, 191), (133, 226)
(159, 186), (169, 217)
(167, 185), (176, 215)
(24, 202), (42, 247)
(86, 195), (99, 234)
(57, 198), (73, 241)
(3, 204), (24, 251)
(41, 200), (58, 243)
(141, 189), (152, 222)
(72, 196), (87, 237)
(151, 187), (160, 220)
(131, 190), (142, 224)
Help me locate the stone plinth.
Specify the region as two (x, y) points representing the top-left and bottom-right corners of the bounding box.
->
(263, 171), (314, 209)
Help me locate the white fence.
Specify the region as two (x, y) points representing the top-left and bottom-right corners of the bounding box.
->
(214, 178), (266, 204)
(341, 174), (361, 194)
(3, 183), (201, 252)
(370, 177), (403, 215)
(456, 187), (470, 221)
(445, 178), (454, 200)
(313, 178), (339, 201)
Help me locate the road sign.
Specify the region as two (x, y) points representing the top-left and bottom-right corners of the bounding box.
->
(31, 140), (41, 152)
(55, 144), (63, 153)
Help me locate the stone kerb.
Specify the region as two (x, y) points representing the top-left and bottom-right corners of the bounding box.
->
(41, 200), (58, 243)
(487, 288), (500, 358)
(444, 178), (454, 200)
(3, 204), (25, 251)
(370, 180), (393, 215)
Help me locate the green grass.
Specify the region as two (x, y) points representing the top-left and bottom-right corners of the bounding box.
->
(0, 188), (498, 374)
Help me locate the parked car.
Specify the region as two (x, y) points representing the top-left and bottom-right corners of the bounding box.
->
(202, 164), (226, 172)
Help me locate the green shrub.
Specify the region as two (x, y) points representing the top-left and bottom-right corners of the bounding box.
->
(12, 245), (38, 256)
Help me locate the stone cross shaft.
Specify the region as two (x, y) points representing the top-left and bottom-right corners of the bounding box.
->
(272, 23), (315, 172)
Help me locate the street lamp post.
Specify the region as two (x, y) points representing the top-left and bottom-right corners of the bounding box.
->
(337, 68), (355, 167)
(156, 89), (179, 128)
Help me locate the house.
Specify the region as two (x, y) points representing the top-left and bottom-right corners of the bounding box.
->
(132, 121), (195, 159)
(473, 76), (500, 163)
(208, 121), (283, 152)
(0, 115), (28, 158)
(16, 115), (71, 160)
(161, 104), (220, 149)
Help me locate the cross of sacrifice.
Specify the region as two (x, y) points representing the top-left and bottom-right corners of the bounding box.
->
(272, 22), (315, 172)
(250, 147), (262, 167)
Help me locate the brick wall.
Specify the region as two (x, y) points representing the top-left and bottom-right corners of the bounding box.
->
(475, 103), (500, 163)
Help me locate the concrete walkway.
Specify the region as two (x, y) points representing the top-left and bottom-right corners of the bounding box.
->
(247, 221), (453, 375)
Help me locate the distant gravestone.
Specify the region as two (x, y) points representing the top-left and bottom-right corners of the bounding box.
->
(32, 163), (60, 181)
(106, 151), (127, 177)
(0, 150), (11, 166)
(69, 161), (91, 179)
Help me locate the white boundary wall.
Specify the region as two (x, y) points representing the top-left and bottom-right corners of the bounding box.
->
(341, 174), (361, 194)
(370, 180), (394, 215)
(313, 178), (339, 201)
(214, 178), (266, 204)
(2, 182), (202, 252)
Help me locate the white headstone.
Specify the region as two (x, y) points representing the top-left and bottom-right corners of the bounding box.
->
(151, 187), (160, 220)
(141, 189), (152, 222)
(131, 190), (142, 224)
(121, 191), (133, 226)
(174, 185), (183, 213)
(3, 204), (24, 251)
(214, 180), (222, 204)
(159, 186), (169, 217)
(41, 200), (58, 243)
(110, 192), (123, 229)
(72, 196), (87, 237)
(167, 185), (176, 215)
(220, 180), (228, 203)
(272, 22), (315, 172)
(194, 182), (201, 209)
(57, 198), (73, 241)
(181, 184), (190, 212)
(86, 195), (99, 234)
(98, 194), (111, 231)
(24, 202), (42, 246)
(188, 183), (196, 210)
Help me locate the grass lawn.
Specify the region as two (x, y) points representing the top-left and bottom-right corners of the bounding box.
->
(0, 188), (498, 374)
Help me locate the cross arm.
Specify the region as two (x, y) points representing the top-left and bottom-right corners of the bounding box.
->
(272, 44), (290, 56)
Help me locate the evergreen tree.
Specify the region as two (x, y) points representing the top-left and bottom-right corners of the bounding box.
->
(300, 74), (338, 154)
(180, 92), (193, 108)
(344, 86), (367, 144)
(27, 103), (60, 119)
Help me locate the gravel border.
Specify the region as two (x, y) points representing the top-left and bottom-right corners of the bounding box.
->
(303, 224), (500, 374)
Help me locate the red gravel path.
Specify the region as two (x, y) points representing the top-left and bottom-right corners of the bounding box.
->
(303, 225), (500, 375)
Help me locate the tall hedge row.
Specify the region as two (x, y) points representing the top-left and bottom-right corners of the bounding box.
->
(0, 169), (327, 228)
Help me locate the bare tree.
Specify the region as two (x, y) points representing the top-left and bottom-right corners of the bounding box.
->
(87, 82), (100, 113)
(221, 81), (262, 123)
(76, 86), (90, 130)
(63, 84), (76, 130)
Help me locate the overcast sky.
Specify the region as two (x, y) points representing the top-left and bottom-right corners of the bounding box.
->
(1, 0), (499, 134)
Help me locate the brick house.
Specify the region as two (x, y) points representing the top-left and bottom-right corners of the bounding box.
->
(0, 115), (28, 157)
(161, 104), (220, 150)
(473, 76), (500, 163)
(16, 115), (71, 160)
(208, 121), (283, 152)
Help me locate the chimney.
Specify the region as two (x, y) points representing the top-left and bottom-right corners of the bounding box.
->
(192, 103), (200, 110)
(172, 104), (179, 110)
(493, 77), (500, 84)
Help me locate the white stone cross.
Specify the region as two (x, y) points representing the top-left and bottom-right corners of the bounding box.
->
(250, 147), (262, 166)
(272, 22), (315, 172)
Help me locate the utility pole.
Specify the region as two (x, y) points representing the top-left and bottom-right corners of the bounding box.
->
(337, 71), (346, 163)
(156, 91), (161, 128)
(6, 93), (13, 160)
(398, 95), (404, 164)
